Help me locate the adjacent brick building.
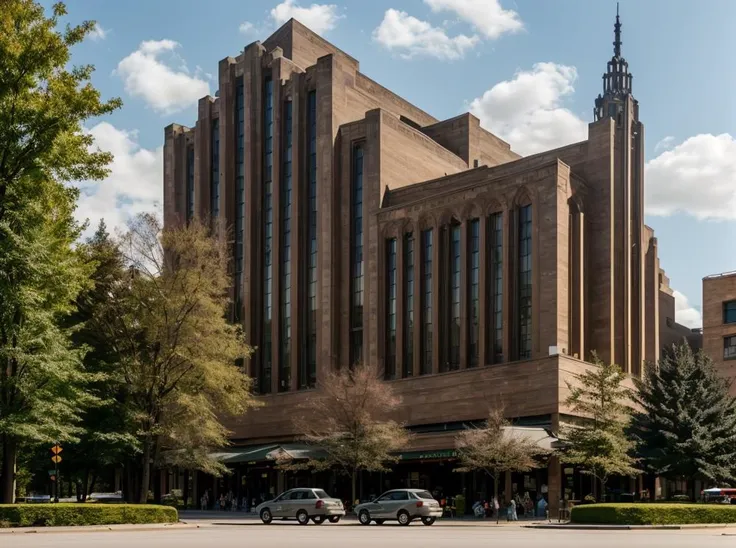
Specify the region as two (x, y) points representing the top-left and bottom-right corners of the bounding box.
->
(703, 271), (736, 396)
(163, 13), (690, 510)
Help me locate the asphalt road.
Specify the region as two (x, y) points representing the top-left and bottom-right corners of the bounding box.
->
(5, 523), (736, 548)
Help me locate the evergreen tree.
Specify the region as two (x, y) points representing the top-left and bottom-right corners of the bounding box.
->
(562, 354), (639, 500)
(63, 221), (139, 500)
(631, 343), (736, 499)
(0, 1), (120, 502)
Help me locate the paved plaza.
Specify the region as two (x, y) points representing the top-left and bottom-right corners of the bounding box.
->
(5, 521), (736, 548)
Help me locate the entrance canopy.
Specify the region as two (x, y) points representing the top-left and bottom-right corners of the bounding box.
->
(211, 443), (326, 465)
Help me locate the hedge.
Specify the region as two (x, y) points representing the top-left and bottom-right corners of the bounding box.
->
(0, 504), (178, 528)
(571, 503), (736, 525)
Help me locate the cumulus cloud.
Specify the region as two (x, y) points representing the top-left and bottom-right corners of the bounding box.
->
(468, 62), (588, 155)
(115, 40), (210, 114)
(74, 122), (162, 238)
(424, 0), (522, 39)
(373, 8), (479, 60)
(645, 133), (736, 220)
(654, 135), (674, 153)
(673, 290), (702, 329)
(89, 23), (108, 41)
(270, 0), (342, 35)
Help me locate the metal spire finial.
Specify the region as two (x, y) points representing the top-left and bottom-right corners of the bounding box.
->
(613, 3), (622, 57)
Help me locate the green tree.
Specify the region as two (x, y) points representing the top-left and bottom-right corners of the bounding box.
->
(562, 354), (639, 500)
(631, 343), (736, 500)
(97, 214), (257, 503)
(0, 0), (120, 502)
(455, 408), (549, 522)
(282, 363), (409, 507)
(62, 221), (139, 501)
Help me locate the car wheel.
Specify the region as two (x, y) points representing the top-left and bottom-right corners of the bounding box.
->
(397, 511), (411, 526)
(260, 509), (272, 524)
(328, 516), (341, 523)
(312, 516), (326, 525)
(422, 517), (436, 526)
(358, 510), (371, 525)
(297, 510), (310, 525)
(374, 519), (385, 525)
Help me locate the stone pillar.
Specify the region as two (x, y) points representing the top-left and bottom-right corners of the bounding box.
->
(396, 232), (405, 378)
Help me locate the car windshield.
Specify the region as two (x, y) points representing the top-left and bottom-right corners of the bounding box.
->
(314, 489), (330, 499)
(414, 491), (435, 500)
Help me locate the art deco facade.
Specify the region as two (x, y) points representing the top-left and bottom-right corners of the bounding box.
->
(703, 271), (736, 396)
(164, 15), (687, 507)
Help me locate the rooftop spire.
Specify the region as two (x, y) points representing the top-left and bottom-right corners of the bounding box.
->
(613, 2), (622, 57)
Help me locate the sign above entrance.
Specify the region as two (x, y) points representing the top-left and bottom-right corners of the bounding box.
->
(398, 449), (458, 461)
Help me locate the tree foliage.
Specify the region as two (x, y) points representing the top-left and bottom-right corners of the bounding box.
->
(95, 214), (257, 502)
(62, 221), (139, 500)
(562, 354), (639, 498)
(283, 363), (409, 504)
(631, 343), (736, 495)
(455, 408), (549, 515)
(0, 0), (120, 503)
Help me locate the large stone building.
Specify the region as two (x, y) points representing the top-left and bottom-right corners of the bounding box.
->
(164, 13), (689, 510)
(703, 271), (736, 396)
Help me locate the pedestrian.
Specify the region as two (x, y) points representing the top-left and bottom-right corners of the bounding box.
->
(507, 499), (518, 521)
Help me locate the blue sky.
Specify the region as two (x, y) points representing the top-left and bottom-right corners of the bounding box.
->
(52, 0), (736, 327)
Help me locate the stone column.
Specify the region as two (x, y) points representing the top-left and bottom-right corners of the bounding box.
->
(547, 456), (562, 519)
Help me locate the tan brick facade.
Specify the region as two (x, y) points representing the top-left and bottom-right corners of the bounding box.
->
(163, 19), (682, 455)
(703, 272), (736, 396)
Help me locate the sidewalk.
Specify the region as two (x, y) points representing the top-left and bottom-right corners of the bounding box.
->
(0, 522), (194, 535)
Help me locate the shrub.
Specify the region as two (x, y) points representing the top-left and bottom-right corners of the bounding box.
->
(670, 495), (691, 502)
(571, 503), (736, 525)
(0, 504), (177, 528)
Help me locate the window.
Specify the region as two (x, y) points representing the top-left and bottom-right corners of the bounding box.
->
(279, 101), (293, 392)
(385, 238), (397, 380)
(491, 212), (503, 363)
(210, 119), (220, 218)
(421, 229), (433, 375)
(448, 223), (461, 371)
(234, 77), (245, 321)
(186, 146), (194, 222)
(725, 336), (736, 360)
(404, 233), (414, 377)
(518, 205), (532, 360)
(301, 90), (318, 390)
(261, 76), (274, 394)
(350, 143), (365, 367)
(724, 301), (736, 324)
(468, 219), (480, 367)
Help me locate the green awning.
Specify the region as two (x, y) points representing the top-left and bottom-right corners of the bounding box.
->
(213, 444), (281, 464)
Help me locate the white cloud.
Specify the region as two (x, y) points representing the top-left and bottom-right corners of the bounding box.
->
(424, 0), (522, 39)
(373, 9), (479, 61)
(89, 23), (108, 41)
(239, 21), (256, 35)
(645, 133), (736, 220)
(673, 290), (702, 329)
(270, 0), (342, 35)
(468, 62), (588, 155)
(115, 40), (210, 114)
(74, 122), (163, 238)
(654, 135), (674, 153)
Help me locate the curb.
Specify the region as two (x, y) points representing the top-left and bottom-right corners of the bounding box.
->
(526, 523), (736, 530)
(0, 522), (196, 535)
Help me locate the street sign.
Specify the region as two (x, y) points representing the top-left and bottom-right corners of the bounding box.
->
(51, 445), (63, 455)
(48, 470), (56, 476)
(51, 455), (62, 464)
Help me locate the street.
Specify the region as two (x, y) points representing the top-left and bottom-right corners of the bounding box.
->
(5, 522), (735, 548)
